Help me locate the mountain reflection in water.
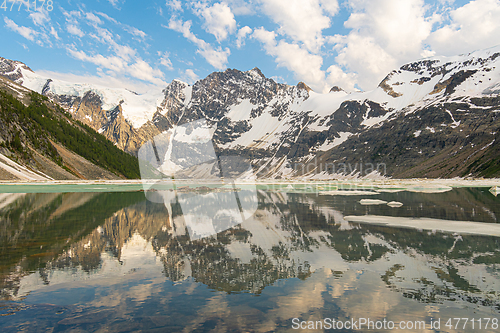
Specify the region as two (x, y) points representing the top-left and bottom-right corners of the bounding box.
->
(0, 187), (499, 332)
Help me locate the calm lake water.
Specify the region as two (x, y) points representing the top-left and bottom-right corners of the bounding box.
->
(1, 185), (500, 332)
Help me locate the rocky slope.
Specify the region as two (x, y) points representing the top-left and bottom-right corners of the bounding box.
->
(0, 75), (140, 180)
(1, 45), (500, 179)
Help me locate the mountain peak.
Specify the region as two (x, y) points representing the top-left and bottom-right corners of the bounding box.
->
(329, 86), (345, 93)
(250, 67), (264, 75)
(297, 81), (313, 92)
(0, 57), (34, 83)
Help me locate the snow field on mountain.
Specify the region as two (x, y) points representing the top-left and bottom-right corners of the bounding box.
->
(225, 99), (254, 121)
(20, 67), (165, 128)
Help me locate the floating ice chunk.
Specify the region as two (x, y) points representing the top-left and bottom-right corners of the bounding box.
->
(387, 201), (403, 208)
(320, 190), (380, 196)
(407, 185), (452, 193)
(359, 199), (387, 205)
(345, 215), (500, 237)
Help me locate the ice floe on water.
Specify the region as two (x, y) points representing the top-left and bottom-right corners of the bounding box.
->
(344, 215), (500, 237)
(320, 190), (380, 196)
(359, 199), (387, 205)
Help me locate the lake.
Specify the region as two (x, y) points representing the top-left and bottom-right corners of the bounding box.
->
(1, 183), (500, 332)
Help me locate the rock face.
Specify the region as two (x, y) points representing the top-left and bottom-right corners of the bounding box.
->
(1, 46), (500, 178)
(0, 75), (140, 180)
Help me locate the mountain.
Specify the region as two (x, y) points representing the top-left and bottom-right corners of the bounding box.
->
(0, 74), (140, 180)
(2, 45), (500, 179)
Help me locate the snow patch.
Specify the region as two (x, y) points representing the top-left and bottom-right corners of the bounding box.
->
(317, 132), (352, 151)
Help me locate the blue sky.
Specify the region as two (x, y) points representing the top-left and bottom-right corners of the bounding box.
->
(2, 0), (499, 93)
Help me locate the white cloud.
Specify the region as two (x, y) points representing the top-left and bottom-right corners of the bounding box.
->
(108, 0), (122, 9)
(253, 28), (328, 92)
(193, 2), (237, 43)
(319, 0), (339, 16)
(62, 10), (82, 19)
(258, 0), (338, 53)
(63, 10), (86, 38)
(86, 12), (103, 25)
(67, 48), (167, 87)
(197, 45), (231, 70)
(224, 0), (255, 15)
(67, 48), (127, 72)
(50, 26), (60, 40)
(4, 17), (38, 41)
(129, 59), (166, 85)
(87, 25), (137, 62)
(95, 11), (148, 43)
(333, 34), (397, 90)
(167, 0), (183, 12)
(329, 0), (436, 90)
(29, 9), (51, 26)
(328, 0), (500, 91)
(95, 12), (119, 24)
(166, 18), (230, 69)
(344, 0), (434, 57)
(67, 24), (85, 37)
(159, 51), (173, 70)
(125, 26), (147, 40)
(236, 26), (252, 48)
(427, 0), (500, 55)
(326, 65), (357, 92)
(181, 69), (199, 84)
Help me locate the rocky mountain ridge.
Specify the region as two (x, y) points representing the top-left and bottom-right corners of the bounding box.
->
(1, 45), (500, 178)
(0, 75), (140, 180)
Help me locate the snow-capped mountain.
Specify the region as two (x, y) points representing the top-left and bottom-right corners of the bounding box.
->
(1, 45), (500, 178)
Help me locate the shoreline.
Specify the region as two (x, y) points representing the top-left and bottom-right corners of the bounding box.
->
(0, 178), (499, 188)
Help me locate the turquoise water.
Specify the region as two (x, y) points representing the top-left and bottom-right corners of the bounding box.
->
(0, 186), (499, 332)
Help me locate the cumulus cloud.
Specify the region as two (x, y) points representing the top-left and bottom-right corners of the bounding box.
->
(181, 69), (199, 84)
(224, 0), (255, 15)
(166, 18), (230, 69)
(129, 59), (166, 84)
(192, 2), (237, 43)
(253, 28), (328, 92)
(4, 17), (38, 41)
(330, 0), (436, 90)
(319, 0), (339, 16)
(326, 65), (358, 92)
(427, 0), (500, 55)
(236, 26), (252, 48)
(258, 0), (338, 53)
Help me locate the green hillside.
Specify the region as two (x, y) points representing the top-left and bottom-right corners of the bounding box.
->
(0, 89), (140, 179)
